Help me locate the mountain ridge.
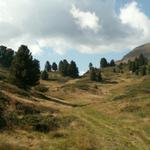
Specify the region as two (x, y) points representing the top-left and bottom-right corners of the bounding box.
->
(122, 43), (150, 62)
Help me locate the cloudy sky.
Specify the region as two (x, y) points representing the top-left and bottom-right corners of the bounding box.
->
(0, 0), (150, 73)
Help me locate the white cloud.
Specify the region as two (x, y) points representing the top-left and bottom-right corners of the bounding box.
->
(120, 1), (150, 40)
(0, 0), (150, 56)
(70, 5), (100, 33)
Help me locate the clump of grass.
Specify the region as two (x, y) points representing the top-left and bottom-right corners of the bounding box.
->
(112, 94), (127, 101)
(34, 85), (49, 93)
(0, 142), (29, 150)
(0, 82), (29, 97)
(15, 102), (40, 115)
(121, 105), (141, 113)
(75, 82), (90, 91)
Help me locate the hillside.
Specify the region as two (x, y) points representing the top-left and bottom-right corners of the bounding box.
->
(122, 43), (150, 62)
(0, 66), (150, 150)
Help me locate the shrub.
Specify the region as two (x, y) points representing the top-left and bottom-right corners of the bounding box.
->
(0, 74), (6, 80)
(0, 116), (7, 129)
(16, 103), (40, 115)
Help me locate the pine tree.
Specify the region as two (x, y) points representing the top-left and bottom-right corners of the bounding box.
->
(45, 61), (51, 72)
(100, 58), (108, 68)
(140, 66), (147, 76)
(0, 46), (14, 67)
(148, 65), (150, 75)
(68, 61), (79, 78)
(135, 58), (139, 70)
(41, 70), (49, 80)
(97, 70), (102, 82)
(52, 62), (57, 71)
(59, 60), (69, 76)
(131, 62), (136, 73)
(89, 62), (93, 71)
(59, 60), (63, 73)
(135, 69), (139, 75)
(110, 59), (115, 66)
(138, 54), (148, 66)
(10, 45), (40, 89)
(63, 59), (69, 76)
(90, 67), (96, 81)
(128, 60), (132, 71)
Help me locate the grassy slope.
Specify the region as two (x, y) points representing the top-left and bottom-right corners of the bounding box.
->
(0, 67), (150, 150)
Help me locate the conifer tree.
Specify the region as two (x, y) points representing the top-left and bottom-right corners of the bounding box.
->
(90, 67), (96, 81)
(110, 59), (115, 66)
(100, 58), (108, 68)
(128, 60), (132, 71)
(138, 54), (148, 66)
(148, 65), (150, 75)
(41, 70), (49, 80)
(140, 65), (147, 76)
(10, 45), (40, 89)
(45, 61), (51, 72)
(97, 70), (102, 82)
(52, 62), (58, 71)
(68, 61), (79, 78)
(89, 62), (93, 71)
(0, 46), (14, 67)
(90, 68), (102, 82)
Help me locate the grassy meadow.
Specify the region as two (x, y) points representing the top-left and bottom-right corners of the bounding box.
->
(0, 66), (150, 150)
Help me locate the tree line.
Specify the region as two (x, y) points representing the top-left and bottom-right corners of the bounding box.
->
(1, 44), (149, 90)
(128, 54), (150, 76)
(0, 45), (117, 88)
(0, 45), (80, 88)
(41, 59), (79, 80)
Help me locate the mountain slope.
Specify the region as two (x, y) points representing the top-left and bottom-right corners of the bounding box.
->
(122, 43), (150, 62)
(0, 66), (150, 150)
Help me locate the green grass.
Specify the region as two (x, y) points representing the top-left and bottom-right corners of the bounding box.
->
(0, 67), (150, 149)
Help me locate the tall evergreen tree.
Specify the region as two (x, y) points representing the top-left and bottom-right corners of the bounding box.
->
(100, 58), (108, 68)
(90, 67), (96, 81)
(41, 70), (49, 80)
(59, 60), (63, 73)
(90, 68), (102, 82)
(89, 62), (93, 71)
(10, 45), (40, 89)
(59, 60), (69, 76)
(110, 59), (115, 67)
(63, 59), (69, 76)
(97, 69), (102, 82)
(138, 54), (148, 66)
(45, 61), (51, 72)
(52, 62), (58, 71)
(131, 61), (136, 73)
(68, 61), (79, 78)
(148, 65), (150, 75)
(0, 46), (14, 67)
(140, 65), (147, 76)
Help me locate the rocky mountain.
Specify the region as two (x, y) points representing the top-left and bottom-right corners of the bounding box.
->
(122, 43), (150, 62)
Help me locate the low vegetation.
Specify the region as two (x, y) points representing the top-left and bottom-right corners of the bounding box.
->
(0, 44), (150, 149)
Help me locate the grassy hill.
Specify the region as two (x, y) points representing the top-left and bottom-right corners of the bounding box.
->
(122, 43), (150, 62)
(0, 66), (150, 150)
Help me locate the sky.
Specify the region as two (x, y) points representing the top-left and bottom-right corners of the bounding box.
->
(0, 0), (150, 74)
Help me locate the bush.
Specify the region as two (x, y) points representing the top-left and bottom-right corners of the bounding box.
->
(0, 116), (7, 129)
(32, 116), (59, 133)
(33, 123), (50, 133)
(0, 74), (6, 80)
(16, 103), (40, 115)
